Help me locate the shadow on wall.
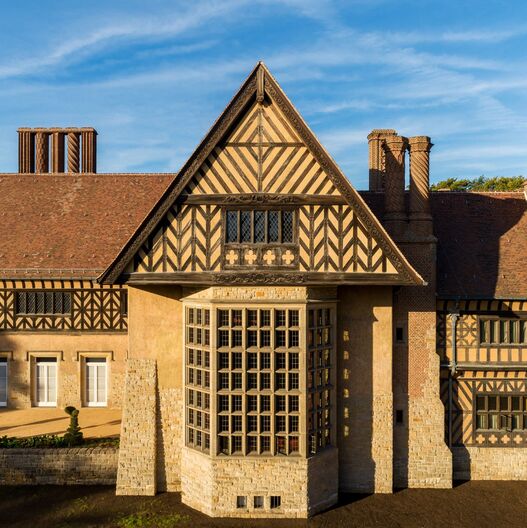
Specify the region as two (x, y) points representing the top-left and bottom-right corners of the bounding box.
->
(432, 193), (526, 298)
(337, 287), (377, 493)
(0, 334), (29, 411)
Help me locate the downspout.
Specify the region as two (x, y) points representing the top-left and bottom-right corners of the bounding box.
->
(448, 308), (460, 448)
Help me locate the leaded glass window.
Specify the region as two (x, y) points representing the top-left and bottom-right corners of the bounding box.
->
(16, 291), (72, 315)
(224, 210), (295, 244)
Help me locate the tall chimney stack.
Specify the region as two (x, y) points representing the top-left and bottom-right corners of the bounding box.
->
(382, 135), (408, 236)
(408, 136), (433, 236)
(18, 129), (34, 173)
(34, 131), (50, 173)
(17, 127), (97, 174)
(368, 129), (397, 191)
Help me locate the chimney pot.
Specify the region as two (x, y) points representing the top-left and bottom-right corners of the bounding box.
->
(367, 129), (397, 191)
(17, 127), (97, 174)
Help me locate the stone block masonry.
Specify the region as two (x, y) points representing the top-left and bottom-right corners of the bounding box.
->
(181, 446), (338, 518)
(116, 358), (157, 495)
(453, 447), (527, 480)
(0, 447), (117, 485)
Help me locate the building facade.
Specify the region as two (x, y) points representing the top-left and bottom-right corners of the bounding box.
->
(0, 63), (526, 518)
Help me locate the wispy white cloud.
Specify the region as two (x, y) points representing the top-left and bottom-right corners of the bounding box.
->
(0, 0), (250, 79)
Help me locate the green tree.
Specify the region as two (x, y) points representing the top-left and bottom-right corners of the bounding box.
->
(431, 176), (525, 191)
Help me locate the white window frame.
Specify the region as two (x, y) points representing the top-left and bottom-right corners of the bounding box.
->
(84, 357), (108, 407)
(34, 358), (58, 407)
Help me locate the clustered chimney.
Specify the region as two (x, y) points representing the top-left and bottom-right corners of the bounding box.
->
(18, 127), (97, 174)
(368, 129), (433, 238)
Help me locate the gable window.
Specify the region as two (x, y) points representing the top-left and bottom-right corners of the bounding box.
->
(16, 291), (72, 315)
(225, 210), (295, 244)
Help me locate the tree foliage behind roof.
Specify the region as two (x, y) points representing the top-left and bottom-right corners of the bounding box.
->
(431, 176), (525, 192)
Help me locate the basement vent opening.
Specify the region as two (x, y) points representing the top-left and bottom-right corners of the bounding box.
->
(270, 496), (281, 509)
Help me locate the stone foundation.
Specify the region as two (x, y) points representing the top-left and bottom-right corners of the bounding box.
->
(453, 447), (527, 480)
(0, 447), (118, 485)
(181, 446), (338, 518)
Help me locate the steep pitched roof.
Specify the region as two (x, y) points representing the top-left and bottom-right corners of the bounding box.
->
(0, 173), (173, 278)
(360, 190), (527, 298)
(100, 62), (423, 285)
(431, 191), (527, 298)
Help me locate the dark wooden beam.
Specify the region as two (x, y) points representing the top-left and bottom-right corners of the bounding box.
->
(123, 271), (413, 286)
(179, 193), (348, 206)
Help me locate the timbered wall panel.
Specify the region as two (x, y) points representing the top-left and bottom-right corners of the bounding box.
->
(439, 299), (527, 448)
(0, 280), (127, 332)
(297, 205), (397, 274)
(183, 100), (340, 197)
(437, 300), (527, 365)
(133, 203), (399, 275)
(442, 372), (527, 447)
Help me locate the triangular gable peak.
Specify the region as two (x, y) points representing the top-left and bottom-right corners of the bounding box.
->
(100, 63), (422, 286)
(184, 96), (340, 196)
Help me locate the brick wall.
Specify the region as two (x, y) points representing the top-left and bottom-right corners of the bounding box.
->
(0, 447), (118, 485)
(393, 239), (452, 489)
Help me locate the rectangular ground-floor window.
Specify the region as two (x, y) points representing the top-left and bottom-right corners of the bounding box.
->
(0, 358), (7, 407)
(85, 358), (107, 407)
(35, 358), (57, 407)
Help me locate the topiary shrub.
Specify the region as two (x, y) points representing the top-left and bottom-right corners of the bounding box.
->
(64, 406), (84, 446)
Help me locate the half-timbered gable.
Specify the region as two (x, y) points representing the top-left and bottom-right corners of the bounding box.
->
(2, 60), (526, 518)
(108, 63), (419, 285)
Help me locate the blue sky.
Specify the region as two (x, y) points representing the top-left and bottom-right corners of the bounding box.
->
(1, 0), (526, 188)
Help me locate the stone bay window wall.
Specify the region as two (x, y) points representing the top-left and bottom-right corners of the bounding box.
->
(178, 287), (338, 518)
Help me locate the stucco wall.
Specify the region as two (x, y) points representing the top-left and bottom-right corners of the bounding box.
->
(0, 447), (118, 485)
(337, 285), (393, 493)
(0, 333), (127, 409)
(123, 286), (185, 493)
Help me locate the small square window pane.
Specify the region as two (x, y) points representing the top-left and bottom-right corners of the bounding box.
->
(282, 211), (293, 242)
(226, 211), (238, 243)
(254, 211), (265, 242)
(268, 211), (279, 242)
(240, 211), (252, 242)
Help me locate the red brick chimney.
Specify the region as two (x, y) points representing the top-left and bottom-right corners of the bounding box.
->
(382, 134), (408, 237)
(18, 127), (97, 174)
(367, 129), (397, 191)
(408, 136), (433, 236)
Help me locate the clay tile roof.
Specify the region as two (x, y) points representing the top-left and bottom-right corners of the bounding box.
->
(431, 191), (527, 299)
(0, 173), (173, 278)
(361, 190), (527, 298)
